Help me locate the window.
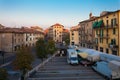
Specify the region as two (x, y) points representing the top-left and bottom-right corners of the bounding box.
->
(96, 46), (98, 50)
(111, 18), (117, 27)
(100, 47), (103, 52)
(111, 19), (113, 27)
(71, 42), (74, 45)
(113, 18), (116, 26)
(111, 39), (116, 45)
(106, 20), (108, 27)
(96, 30), (98, 35)
(96, 38), (98, 44)
(106, 48), (109, 53)
(113, 28), (116, 34)
(112, 50), (117, 55)
(72, 32), (74, 35)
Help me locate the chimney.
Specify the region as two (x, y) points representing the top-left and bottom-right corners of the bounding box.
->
(89, 12), (92, 19)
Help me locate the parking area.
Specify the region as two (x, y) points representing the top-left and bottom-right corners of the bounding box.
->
(28, 56), (105, 80)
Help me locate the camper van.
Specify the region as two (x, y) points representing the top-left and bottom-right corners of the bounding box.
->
(67, 49), (78, 65)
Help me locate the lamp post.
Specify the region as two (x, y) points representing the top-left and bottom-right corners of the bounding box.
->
(1, 34), (5, 64)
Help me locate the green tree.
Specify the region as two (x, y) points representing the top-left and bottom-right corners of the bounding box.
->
(36, 38), (47, 61)
(12, 46), (34, 80)
(46, 40), (56, 55)
(64, 34), (70, 46)
(0, 68), (8, 80)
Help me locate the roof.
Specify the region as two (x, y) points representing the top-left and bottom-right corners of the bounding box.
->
(0, 27), (44, 34)
(63, 29), (69, 33)
(100, 10), (120, 17)
(44, 28), (49, 35)
(51, 23), (64, 27)
(79, 16), (98, 23)
(70, 25), (79, 31)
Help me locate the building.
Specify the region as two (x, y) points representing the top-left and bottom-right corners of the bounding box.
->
(0, 26), (44, 52)
(93, 10), (120, 56)
(70, 26), (79, 45)
(0, 24), (5, 29)
(0, 28), (24, 52)
(78, 13), (97, 48)
(47, 23), (64, 42)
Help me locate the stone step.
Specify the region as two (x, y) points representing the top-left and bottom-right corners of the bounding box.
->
(28, 76), (105, 80)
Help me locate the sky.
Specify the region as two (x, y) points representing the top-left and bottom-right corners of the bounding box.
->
(0, 0), (120, 29)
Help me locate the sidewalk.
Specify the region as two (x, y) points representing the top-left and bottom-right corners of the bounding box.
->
(0, 52), (15, 66)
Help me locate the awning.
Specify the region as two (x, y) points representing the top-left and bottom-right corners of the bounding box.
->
(97, 20), (103, 27)
(92, 21), (98, 28)
(78, 52), (88, 59)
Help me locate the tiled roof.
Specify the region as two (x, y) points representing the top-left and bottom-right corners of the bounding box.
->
(52, 23), (64, 27)
(0, 27), (44, 34)
(63, 29), (69, 33)
(70, 26), (79, 31)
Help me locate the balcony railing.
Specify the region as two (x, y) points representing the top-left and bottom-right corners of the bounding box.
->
(96, 34), (109, 39)
(109, 44), (118, 49)
(105, 24), (118, 29)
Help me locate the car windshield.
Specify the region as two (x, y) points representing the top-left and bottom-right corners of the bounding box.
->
(71, 57), (77, 60)
(76, 50), (82, 53)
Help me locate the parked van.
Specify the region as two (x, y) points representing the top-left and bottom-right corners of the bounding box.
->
(67, 49), (78, 65)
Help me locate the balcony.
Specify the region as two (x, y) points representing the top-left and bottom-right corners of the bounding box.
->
(105, 24), (118, 29)
(109, 44), (118, 49)
(96, 34), (109, 39)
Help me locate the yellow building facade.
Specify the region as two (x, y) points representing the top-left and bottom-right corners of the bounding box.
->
(93, 10), (120, 56)
(70, 26), (79, 45)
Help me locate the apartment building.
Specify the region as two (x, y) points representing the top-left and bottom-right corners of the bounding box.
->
(48, 27), (54, 40)
(93, 10), (120, 56)
(70, 26), (79, 45)
(78, 13), (97, 48)
(0, 27), (44, 52)
(0, 28), (24, 52)
(47, 23), (64, 42)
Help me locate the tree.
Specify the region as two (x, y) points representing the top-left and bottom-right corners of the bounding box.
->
(12, 46), (34, 80)
(46, 40), (56, 55)
(36, 38), (47, 61)
(64, 34), (70, 46)
(0, 68), (8, 80)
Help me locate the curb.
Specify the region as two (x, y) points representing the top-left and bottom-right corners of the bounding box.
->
(0, 61), (12, 68)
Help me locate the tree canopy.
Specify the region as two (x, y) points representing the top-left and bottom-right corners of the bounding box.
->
(46, 39), (56, 55)
(12, 46), (34, 80)
(0, 68), (8, 80)
(36, 38), (48, 61)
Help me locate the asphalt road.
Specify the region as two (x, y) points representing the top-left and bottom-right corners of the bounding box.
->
(28, 56), (105, 80)
(0, 53), (15, 65)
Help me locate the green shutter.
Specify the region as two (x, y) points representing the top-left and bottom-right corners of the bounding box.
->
(97, 20), (103, 27)
(92, 21), (98, 28)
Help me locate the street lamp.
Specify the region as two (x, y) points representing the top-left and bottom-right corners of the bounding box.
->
(1, 34), (5, 64)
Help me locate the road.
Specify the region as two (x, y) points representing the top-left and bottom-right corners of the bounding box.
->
(28, 55), (105, 80)
(0, 53), (15, 65)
